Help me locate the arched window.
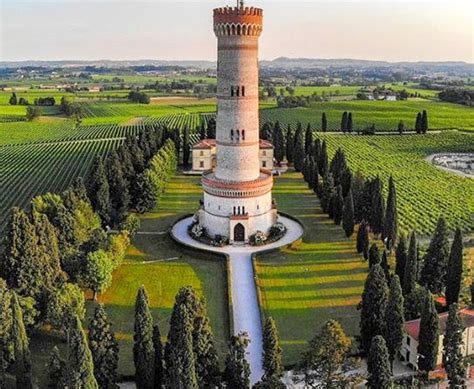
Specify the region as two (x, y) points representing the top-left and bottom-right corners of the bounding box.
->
(236, 130), (240, 141)
(242, 130), (245, 140)
(233, 206), (236, 215)
(230, 86), (234, 97)
(226, 25), (231, 35)
(230, 129), (234, 141)
(237, 25), (241, 35)
(241, 86), (245, 96)
(236, 86), (240, 97)
(231, 25), (236, 35)
(243, 206), (245, 214)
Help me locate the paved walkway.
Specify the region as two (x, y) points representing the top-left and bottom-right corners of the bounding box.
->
(171, 215), (304, 385)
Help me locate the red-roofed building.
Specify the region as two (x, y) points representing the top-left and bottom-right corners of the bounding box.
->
(400, 307), (474, 369)
(192, 139), (274, 172)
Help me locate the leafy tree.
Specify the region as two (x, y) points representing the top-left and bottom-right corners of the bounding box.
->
(153, 325), (164, 389)
(359, 264), (389, 354)
(420, 217), (450, 294)
(66, 315), (98, 388)
(88, 157), (112, 226)
(385, 276), (405, 370)
(80, 250), (113, 301)
(134, 286), (155, 389)
(300, 320), (353, 388)
(183, 127), (191, 168)
(9, 92), (17, 105)
(273, 121), (285, 163)
(89, 304), (119, 388)
(367, 336), (391, 389)
(321, 112), (328, 132)
(446, 228), (463, 306)
(395, 234), (408, 286)
(224, 332), (250, 389)
(0, 279), (12, 386)
(47, 283), (85, 334)
(26, 105), (42, 121)
(47, 346), (66, 388)
(383, 176), (398, 250)
(332, 185), (344, 225)
(261, 317), (283, 384)
(342, 189), (355, 237)
(285, 125), (294, 164)
(417, 291), (439, 376)
(443, 304), (466, 388)
(134, 170), (157, 213)
(304, 123), (313, 154)
(11, 292), (32, 388)
(368, 243), (381, 268)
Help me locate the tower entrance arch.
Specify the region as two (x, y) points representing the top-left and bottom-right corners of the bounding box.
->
(234, 223), (245, 242)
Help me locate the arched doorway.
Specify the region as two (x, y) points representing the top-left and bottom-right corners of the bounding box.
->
(234, 223), (245, 242)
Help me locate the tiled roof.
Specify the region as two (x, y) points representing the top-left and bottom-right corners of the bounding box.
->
(404, 308), (474, 340)
(259, 139), (274, 149)
(193, 139), (217, 149)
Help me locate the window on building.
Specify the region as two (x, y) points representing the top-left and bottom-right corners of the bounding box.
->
(242, 130), (245, 140)
(406, 336), (411, 346)
(199, 161), (204, 168)
(236, 130), (240, 141)
(200, 151), (204, 156)
(262, 151), (266, 156)
(230, 86), (234, 97)
(230, 129), (234, 141)
(233, 206), (236, 215)
(236, 86), (240, 97)
(262, 161), (266, 168)
(257, 205), (260, 210)
(242, 86), (245, 96)
(242, 206), (245, 214)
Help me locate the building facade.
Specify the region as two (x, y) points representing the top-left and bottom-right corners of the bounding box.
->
(196, 2), (277, 243)
(401, 307), (474, 369)
(192, 139), (274, 172)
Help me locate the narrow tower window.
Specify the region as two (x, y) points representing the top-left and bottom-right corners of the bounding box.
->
(236, 86), (240, 97)
(242, 130), (245, 140)
(236, 130), (240, 141)
(230, 129), (234, 141)
(230, 86), (234, 97)
(241, 86), (245, 96)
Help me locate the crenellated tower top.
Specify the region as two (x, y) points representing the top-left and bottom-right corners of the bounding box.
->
(213, 5), (263, 37)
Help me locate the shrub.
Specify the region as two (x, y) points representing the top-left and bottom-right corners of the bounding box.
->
(119, 213), (141, 237)
(249, 230), (267, 246)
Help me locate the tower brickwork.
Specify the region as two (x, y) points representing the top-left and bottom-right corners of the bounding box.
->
(198, 4), (277, 244)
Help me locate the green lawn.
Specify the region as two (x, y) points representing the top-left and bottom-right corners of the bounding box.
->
(255, 171), (367, 366)
(29, 175), (229, 384)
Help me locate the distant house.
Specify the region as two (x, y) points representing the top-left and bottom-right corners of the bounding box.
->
(192, 139), (274, 172)
(401, 307), (474, 369)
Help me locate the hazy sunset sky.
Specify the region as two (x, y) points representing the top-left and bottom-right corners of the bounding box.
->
(1, 0), (472, 63)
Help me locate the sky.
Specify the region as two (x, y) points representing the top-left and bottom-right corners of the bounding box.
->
(0, 0), (473, 63)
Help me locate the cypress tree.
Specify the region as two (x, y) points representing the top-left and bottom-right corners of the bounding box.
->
(304, 123), (312, 154)
(446, 228), (463, 306)
(11, 292), (33, 389)
(183, 127), (191, 168)
(47, 346), (66, 388)
(415, 112), (422, 134)
(117, 143), (136, 183)
(224, 332), (250, 389)
(381, 250), (390, 281)
(385, 276), (405, 370)
(318, 140), (328, 176)
(285, 125), (294, 164)
(293, 126), (305, 172)
(347, 112), (353, 133)
(398, 120), (405, 135)
(207, 118), (216, 139)
(341, 111), (348, 133)
(311, 161), (320, 194)
(359, 264), (389, 354)
(106, 150), (130, 224)
(331, 185), (344, 225)
(89, 304), (119, 388)
(321, 172), (335, 214)
(421, 110), (428, 134)
(134, 286), (155, 389)
(261, 122), (272, 141)
(370, 177), (385, 236)
(0, 279), (12, 388)
(395, 234), (408, 287)
(403, 231), (418, 296)
(67, 315), (98, 388)
(199, 121), (206, 140)
(88, 157), (112, 226)
(273, 121), (285, 164)
(261, 317), (283, 383)
(417, 292), (439, 376)
(321, 112), (327, 132)
(352, 172), (366, 223)
(9, 92), (17, 105)
(166, 304), (197, 388)
(367, 336), (391, 389)
(342, 189), (355, 237)
(420, 217), (450, 294)
(442, 303), (466, 388)
(383, 176), (398, 250)
(368, 243), (381, 268)
(153, 325), (164, 389)
(356, 222), (368, 254)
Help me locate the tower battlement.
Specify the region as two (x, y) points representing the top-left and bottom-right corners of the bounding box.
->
(214, 6), (263, 28)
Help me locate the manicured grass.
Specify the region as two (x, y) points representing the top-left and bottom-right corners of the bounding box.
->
(29, 174), (229, 384)
(256, 171), (367, 366)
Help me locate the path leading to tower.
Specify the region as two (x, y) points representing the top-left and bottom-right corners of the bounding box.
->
(171, 215), (304, 385)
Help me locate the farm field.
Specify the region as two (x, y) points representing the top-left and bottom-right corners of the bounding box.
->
(256, 171), (366, 366)
(29, 174), (229, 385)
(319, 132), (474, 235)
(260, 100), (474, 132)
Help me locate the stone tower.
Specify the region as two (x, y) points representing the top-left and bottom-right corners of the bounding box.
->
(198, 1), (277, 244)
